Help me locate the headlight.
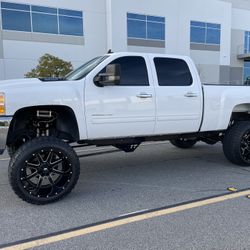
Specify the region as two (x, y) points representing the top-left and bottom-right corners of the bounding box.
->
(0, 93), (6, 115)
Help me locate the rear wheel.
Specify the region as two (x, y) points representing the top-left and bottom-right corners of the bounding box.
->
(223, 121), (250, 166)
(170, 138), (197, 149)
(8, 137), (80, 205)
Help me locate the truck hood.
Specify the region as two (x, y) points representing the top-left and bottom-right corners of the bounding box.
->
(0, 78), (41, 89)
(0, 77), (84, 116)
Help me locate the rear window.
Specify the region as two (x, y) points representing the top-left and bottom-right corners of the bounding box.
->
(154, 58), (193, 86)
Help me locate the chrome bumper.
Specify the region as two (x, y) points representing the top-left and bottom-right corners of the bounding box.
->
(0, 116), (12, 154)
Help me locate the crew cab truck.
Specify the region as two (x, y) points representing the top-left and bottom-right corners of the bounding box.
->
(1, 52), (250, 205)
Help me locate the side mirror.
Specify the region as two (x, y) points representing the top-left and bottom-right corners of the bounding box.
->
(94, 64), (121, 87)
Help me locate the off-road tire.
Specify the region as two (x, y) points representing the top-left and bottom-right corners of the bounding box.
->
(7, 146), (15, 158)
(8, 137), (80, 205)
(223, 121), (250, 166)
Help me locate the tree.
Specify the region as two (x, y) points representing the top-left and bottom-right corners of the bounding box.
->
(25, 53), (73, 78)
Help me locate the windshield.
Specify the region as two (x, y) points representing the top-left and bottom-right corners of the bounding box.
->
(65, 56), (109, 81)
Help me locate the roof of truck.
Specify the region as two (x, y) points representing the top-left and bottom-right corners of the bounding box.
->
(104, 51), (191, 60)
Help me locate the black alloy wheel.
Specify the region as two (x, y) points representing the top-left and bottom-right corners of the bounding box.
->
(223, 121), (250, 166)
(9, 137), (80, 205)
(240, 130), (250, 164)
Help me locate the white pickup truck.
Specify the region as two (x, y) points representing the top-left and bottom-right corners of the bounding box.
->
(1, 52), (250, 205)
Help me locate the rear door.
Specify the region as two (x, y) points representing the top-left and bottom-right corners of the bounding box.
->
(85, 55), (156, 139)
(150, 56), (202, 134)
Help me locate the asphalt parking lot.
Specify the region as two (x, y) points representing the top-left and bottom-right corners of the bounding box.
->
(1, 141), (250, 250)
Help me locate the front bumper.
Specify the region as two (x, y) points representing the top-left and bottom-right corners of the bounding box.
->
(0, 116), (12, 154)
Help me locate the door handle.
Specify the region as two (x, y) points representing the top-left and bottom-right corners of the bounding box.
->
(136, 93), (153, 98)
(184, 92), (198, 98)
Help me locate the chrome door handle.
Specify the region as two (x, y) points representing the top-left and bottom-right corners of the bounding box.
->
(184, 92), (198, 98)
(136, 93), (153, 98)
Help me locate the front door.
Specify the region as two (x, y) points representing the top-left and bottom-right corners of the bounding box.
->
(85, 55), (156, 139)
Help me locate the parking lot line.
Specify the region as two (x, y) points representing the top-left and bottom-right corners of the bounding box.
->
(1, 188), (250, 250)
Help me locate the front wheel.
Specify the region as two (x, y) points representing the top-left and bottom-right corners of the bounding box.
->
(170, 138), (197, 149)
(223, 121), (250, 166)
(8, 137), (80, 205)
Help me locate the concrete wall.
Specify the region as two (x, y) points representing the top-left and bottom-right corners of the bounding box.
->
(221, 0), (250, 10)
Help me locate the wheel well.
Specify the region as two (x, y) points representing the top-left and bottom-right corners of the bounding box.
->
(7, 105), (80, 146)
(231, 112), (250, 123)
(230, 104), (250, 124)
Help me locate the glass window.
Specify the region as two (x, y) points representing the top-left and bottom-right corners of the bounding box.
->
(127, 13), (146, 21)
(191, 27), (206, 43)
(1, 9), (31, 32)
(206, 28), (220, 44)
(147, 22), (165, 40)
(244, 61), (250, 82)
(59, 16), (83, 36)
(127, 19), (146, 39)
(1, 2), (29, 11)
(147, 15), (165, 23)
(32, 13), (58, 34)
(1, 2), (84, 37)
(190, 21), (206, 28)
(31, 5), (57, 14)
(245, 31), (250, 54)
(99, 56), (149, 86)
(59, 9), (83, 17)
(207, 23), (220, 29)
(190, 21), (221, 46)
(154, 58), (193, 86)
(127, 12), (165, 41)
(66, 56), (109, 81)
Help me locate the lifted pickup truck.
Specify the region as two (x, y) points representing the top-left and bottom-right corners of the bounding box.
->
(1, 52), (250, 205)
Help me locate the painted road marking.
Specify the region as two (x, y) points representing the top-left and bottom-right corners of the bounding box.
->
(1, 189), (250, 250)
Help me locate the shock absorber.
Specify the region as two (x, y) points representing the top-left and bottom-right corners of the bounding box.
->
(34, 110), (57, 137)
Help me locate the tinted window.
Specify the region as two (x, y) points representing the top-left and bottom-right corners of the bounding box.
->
(100, 56), (149, 86)
(1, 2), (84, 37)
(190, 21), (221, 45)
(32, 13), (58, 34)
(147, 22), (165, 40)
(127, 12), (165, 41)
(154, 58), (193, 86)
(32, 5), (57, 14)
(127, 19), (146, 39)
(245, 31), (250, 54)
(59, 9), (82, 17)
(2, 9), (31, 32)
(1, 2), (30, 11)
(59, 16), (83, 36)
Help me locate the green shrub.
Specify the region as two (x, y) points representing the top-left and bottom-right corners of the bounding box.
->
(25, 53), (73, 78)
